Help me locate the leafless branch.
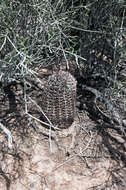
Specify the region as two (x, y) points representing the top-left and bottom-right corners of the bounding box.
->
(0, 122), (13, 149)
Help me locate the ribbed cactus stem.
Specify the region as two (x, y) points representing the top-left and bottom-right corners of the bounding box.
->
(42, 71), (77, 128)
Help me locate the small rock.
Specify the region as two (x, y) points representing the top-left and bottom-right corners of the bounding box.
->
(122, 120), (126, 127)
(30, 183), (34, 188)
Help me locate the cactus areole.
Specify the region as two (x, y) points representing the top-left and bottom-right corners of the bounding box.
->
(42, 71), (77, 128)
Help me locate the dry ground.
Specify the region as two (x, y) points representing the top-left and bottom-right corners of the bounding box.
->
(0, 68), (126, 190)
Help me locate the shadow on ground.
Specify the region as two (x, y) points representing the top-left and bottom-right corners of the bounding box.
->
(0, 75), (126, 190)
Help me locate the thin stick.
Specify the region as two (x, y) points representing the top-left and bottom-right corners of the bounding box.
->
(0, 122), (13, 149)
(53, 153), (78, 171)
(0, 36), (7, 51)
(27, 97), (61, 153)
(28, 97), (60, 130)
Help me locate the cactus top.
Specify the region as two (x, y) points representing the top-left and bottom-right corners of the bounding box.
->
(45, 70), (77, 93)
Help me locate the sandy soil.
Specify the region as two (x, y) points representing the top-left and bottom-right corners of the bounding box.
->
(0, 68), (126, 190)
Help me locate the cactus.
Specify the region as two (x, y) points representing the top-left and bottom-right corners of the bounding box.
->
(42, 71), (77, 128)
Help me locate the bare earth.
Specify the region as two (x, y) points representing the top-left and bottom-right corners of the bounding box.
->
(0, 69), (126, 190)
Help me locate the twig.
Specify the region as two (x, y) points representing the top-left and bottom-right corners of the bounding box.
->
(0, 122), (13, 149)
(27, 96), (61, 153)
(6, 36), (24, 57)
(0, 36), (7, 51)
(43, 45), (86, 62)
(120, 9), (125, 32)
(83, 131), (93, 152)
(82, 85), (122, 124)
(28, 96), (60, 130)
(53, 153), (78, 171)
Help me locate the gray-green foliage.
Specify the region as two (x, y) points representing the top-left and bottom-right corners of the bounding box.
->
(0, 0), (80, 68)
(0, 0), (125, 66)
(0, 0), (126, 119)
(0, 0), (81, 85)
